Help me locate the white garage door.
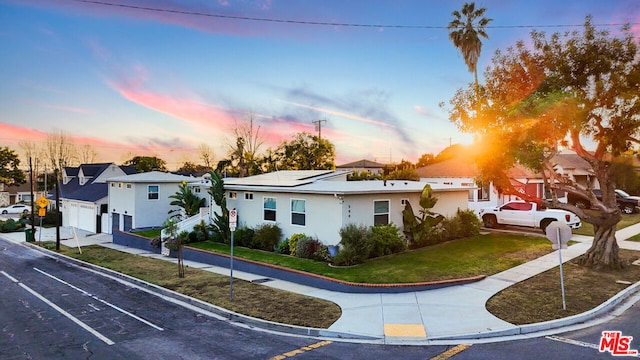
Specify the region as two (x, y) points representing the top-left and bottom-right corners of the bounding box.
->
(64, 202), (96, 233)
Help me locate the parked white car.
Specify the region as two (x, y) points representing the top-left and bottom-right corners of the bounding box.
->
(479, 201), (581, 232)
(0, 204), (30, 214)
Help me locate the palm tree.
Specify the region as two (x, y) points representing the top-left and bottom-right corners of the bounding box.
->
(448, 2), (492, 90)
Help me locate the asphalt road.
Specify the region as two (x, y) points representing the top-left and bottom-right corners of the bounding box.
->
(1, 237), (638, 359)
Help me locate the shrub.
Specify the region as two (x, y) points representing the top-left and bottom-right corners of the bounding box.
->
(150, 237), (162, 248)
(276, 239), (290, 254)
(332, 246), (360, 266)
(252, 223), (282, 251)
(234, 226), (255, 247)
(193, 221), (210, 242)
(369, 224), (406, 258)
(187, 231), (199, 244)
(295, 236), (322, 259)
(336, 224), (372, 265)
(447, 209), (482, 239)
(313, 245), (331, 262)
(0, 219), (20, 233)
(287, 233), (308, 256)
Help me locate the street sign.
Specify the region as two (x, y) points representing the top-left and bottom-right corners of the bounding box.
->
(545, 221), (572, 310)
(36, 196), (49, 209)
(229, 209), (237, 231)
(38, 208), (46, 217)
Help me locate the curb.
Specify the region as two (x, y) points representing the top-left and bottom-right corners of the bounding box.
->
(21, 241), (381, 342)
(431, 280), (640, 341)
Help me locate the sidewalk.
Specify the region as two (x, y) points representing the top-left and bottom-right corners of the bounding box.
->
(2, 224), (640, 345)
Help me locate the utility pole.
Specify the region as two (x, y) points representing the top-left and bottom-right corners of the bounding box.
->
(312, 119), (327, 139)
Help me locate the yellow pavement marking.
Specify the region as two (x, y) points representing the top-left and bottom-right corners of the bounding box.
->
(383, 323), (427, 337)
(430, 344), (472, 360)
(269, 340), (332, 359)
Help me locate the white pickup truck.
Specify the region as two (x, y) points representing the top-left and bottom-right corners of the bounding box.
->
(479, 201), (581, 232)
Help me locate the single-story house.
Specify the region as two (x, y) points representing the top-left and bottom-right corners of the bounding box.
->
(0, 174), (45, 208)
(59, 163), (137, 233)
(221, 170), (470, 246)
(107, 171), (209, 233)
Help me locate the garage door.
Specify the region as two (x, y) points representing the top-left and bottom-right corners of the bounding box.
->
(78, 204), (96, 232)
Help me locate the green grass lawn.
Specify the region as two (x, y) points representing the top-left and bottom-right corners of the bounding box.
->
(131, 228), (162, 238)
(189, 233), (553, 284)
(572, 213), (640, 237)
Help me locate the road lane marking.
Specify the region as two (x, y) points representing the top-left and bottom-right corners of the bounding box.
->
(1, 271), (115, 345)
(33, 267), (164, 331)
(545, 335), (600, 350)
(430, 344), (472, 360)
(269, 340), (332, 359)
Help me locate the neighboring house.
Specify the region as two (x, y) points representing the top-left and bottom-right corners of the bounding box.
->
(0, 172), (45, 207)
(416, 150), (594, 214)
(107, 171), (209, 233)
(336, 159), (386, 175)
(222, 170), (470, 246)
(59, 163), (137, 233)
(416, 158), (497, 215)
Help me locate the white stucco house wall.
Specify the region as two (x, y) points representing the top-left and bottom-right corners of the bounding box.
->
(221, 170), (471, 246)
(107, 171), (208, 233)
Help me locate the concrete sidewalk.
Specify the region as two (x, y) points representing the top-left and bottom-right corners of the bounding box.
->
(2, 224), (640, 345)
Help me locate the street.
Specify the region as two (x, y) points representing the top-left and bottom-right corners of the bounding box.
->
(1, 237), (638, 359)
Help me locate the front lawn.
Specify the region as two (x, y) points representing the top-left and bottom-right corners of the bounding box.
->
(190, 233), (553, 284)
(572, 213), (640, 237)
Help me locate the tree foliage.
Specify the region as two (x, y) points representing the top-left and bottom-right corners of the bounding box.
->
(0, 147), (26, 186)
(207, 170), (230, 244)
(266, 132), (335, 171)
(169, 181), (206, 218)
(402, 184), (445, 248)
(124, 156), (168, 173)
(448, 2), (492, 88)
(446, 17), (640, 269)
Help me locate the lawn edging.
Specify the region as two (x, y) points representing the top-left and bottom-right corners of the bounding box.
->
(179, 245), (486, 293)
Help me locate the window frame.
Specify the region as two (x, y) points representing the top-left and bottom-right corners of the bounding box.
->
(147, 185), (159, 200)
(373, 199), (390, 225)
(290, 198), (306, 226)
(263, 196), (276, 222)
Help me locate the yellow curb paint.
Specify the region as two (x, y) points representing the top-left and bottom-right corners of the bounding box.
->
(383, 323), (427, 337)
(269, 340), (333, 359)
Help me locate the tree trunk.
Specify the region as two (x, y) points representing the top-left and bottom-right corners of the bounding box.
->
(578, 223), (623, 270)
(178, 247), (185, 278)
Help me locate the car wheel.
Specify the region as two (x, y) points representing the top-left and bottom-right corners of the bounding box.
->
(540, 219), (554, 233)
(622, 204), (634, 214)
(22, 209), (29, 214)
(1, 210), (7, 214)
(483, 215), (497, 228)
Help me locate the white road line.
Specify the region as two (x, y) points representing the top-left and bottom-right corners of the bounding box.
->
(545, 335), (600, 350)
(0, 270), (116, 346)
(33, 267), (164, 331)
(1, 270), (19, 283)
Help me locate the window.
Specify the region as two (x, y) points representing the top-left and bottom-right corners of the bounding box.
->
(401, 199), (409, 206)
(126, 183), (132, 189)
(111, 183), (115, 187)
(245, 192), (254, 200)
(501, 202), (532, 211)
(118, 183), (122, 188)
(374, 200), (390, 225)
(264, 197), (276, 221)
(291, 199), (306, 226)
(194, 186), (201, 193)
(148, 185), (159, 200)
(229, 192), (237, 199)
(477, 181), (490, 201)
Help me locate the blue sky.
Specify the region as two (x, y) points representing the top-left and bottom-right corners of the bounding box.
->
(1, 0), (638, 169)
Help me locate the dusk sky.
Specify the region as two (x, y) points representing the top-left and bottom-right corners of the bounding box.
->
(1, 0), (639, 170)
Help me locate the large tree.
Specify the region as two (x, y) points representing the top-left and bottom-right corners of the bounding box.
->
(0, 147), (26, 186)
(446, 17), (640, 269)
(268, 132), (335, 171)
(448, 2), (492, 89)
(124, 156), (168, 173)
(45, 130), (77, 170)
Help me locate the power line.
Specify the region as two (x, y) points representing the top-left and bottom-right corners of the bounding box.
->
(71, 0), (638, 30)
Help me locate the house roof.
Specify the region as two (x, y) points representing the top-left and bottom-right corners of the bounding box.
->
(107, 171), (203, 183)
(224, 170), (470, 195)
(224, 170), (349, 187)
(59, 163), (138, 202)
(416, 158), (478, 178)
(336, 159), (386, 169)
